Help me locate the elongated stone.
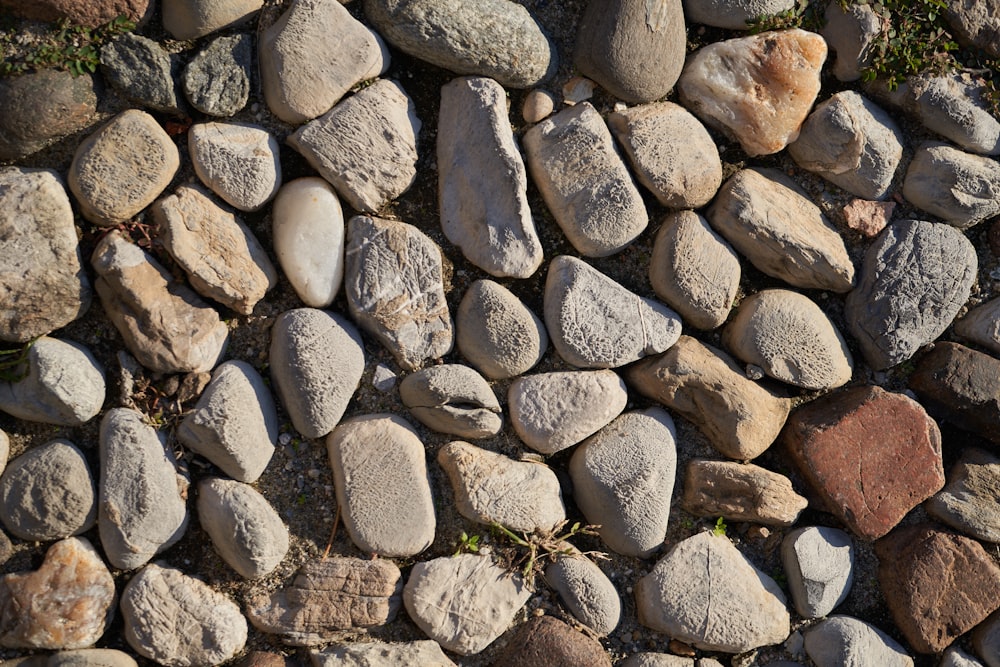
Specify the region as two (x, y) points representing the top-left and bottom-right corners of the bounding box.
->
(198, 477), (288, 579)
(681, 459), (807, 526)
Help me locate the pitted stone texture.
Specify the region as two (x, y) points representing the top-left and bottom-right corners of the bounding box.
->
(438, 76), (542, 278)
(182, 34), (252, 117)
(678, 29), (826, 156)
(288, 79), (421, 213)
(636, 532), (789, 653)
(492, 615), (612, 667)
(198, 478), (288, 579)
(545, 554), (621, 636)
(944, 0), (1000, 58)
(0, 69), (98, 162)
(821, 1), (880, 81)
(626, 336), (790, 460)
(345, 216), (452, 371)
(400, 365), (501, 439)
(782, 385), (944, 540)
(681, 459), (807, 526)
(683, 0), (795, 29)
(803, 616), (913, 667)
(956, 297), (1000, 355)
(189, 122), (281, 212)
(0, 0), (152, 29)
(456, 280), (547, 380)
(708, 168), (855, 292)
(926, 448), (1000, 544)
(903, 142), (1000, 229)
(781, 526), (854, 619)
(845, 219), (977, 370)
(0, 168), (90, 342)
(48, 649), (139, 667)
(842, 197), (894, 237)
(312, 640), (455, 666)
(163, 0), (262, 40)
(99, 33), (181, 115)
(524, 103), (647, 257)
(544, 255), (681, 369)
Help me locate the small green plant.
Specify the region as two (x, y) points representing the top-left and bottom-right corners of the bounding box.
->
(0, 339), (35, 382)
(491, 520), (608, 587)
(747, 0), (819, 33)
(453, 531), (481, 556)
(712, 516), (728, 537)
(0, 14), (135, 77)
(861, 0), (959, 90)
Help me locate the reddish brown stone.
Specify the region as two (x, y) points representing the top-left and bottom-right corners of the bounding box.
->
(0, 0), (153, 27)
(782, 385), (944, 539)
(842, 198), (894, 238)
(493, 616), (612, 667)
(876, 523), (1000, 653)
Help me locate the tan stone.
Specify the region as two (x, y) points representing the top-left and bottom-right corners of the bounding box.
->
(682, 459), (808, 526)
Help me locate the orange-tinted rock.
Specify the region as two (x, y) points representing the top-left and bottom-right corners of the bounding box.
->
(842, 199), (894, 238)
(493, 616), (612, 667)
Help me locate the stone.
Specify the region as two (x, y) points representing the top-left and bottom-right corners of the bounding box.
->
(0, 439), (96, 542)
(99, 33), (182, 115)
(562, 76), (596, 104)
(974, 615), (1000, 667)
(944, 0), (1000, 58)
(0, 0), (152, 28)
(182, 34), (252, 117)
(345, 216), (452, 370)
(681, 459), (807, 526)
(403, 553), (530, 655)
(821, 1), (880, 81)
(288, 79), (421, 212)
(781, 526), (854, 619)
(438, 440), (565, 533)
(98, 408), (190, 570)
(842, 198), (894, 238)
(523, 103), (647, 257)
(438, 76), (543, 278)
(903, 142), (1000, 228)
(782, 385), (944, 540)
(311, 640), (456, 666)
(48, 649), (139, 667)
(544, 555), (621, 635)
(955, 297), (1000, 355)
(803, 616), (913, 667)
(162, 0), (262, 40)
(570, 408), (677, 557)
(626, 336), (790, 460)
(683, 0), (796, 29)
(845, 220), (977, 370)
(372, 364), (396, 392)
(327, 415), (436, 557)
(455, 280), (547, 380)
(0, 537), (114, 650)
(678, 29), (826, 156)
(608, 102), (723, 209)
(362, 0), (556, 88)
(877, 523), (1000, 653)
(523, 89), (556, 123)
(620, 655), (694, 667)
(189, 122), (281, 213)
(0, 430), (7, 476)
(722, 289), (854, 391)
(0, 168), (91, 342)
(941, 647), (986, 667)
(269, 308), (365, 439)
(544, 255), (681, 368)
(636, 532), (789, 652)
(493, 616), (612, 667)
(197, 478), (289, 579)
(926, 448), (1000, 544)
(574, 0), (686, 103)
(0, 70), (98, 161)
(708, 168), (855, 292)
(400, 365), (501, 439)
(272, 178), (345, 308)
(121, 562), (247, 666)
(0, 337), (105, 427)
(91, 231), (229, 374)
(509, 369), (628, 456)
(68, 109), (179, 226)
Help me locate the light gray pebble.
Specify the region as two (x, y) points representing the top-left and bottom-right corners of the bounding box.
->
(925, 448), (1000, 544)
(189, 122), (281, 212)
(620, 653), (693, 666)
(181, 33), (252, 117)
(399, 365), (501, 439)
(522, 89), (556, 123)
(163, 0), (262, 40)
(544, 554), (621, 636)
(48, 649), (139, 667)
(456, 279), (547, 380)
(0, 429), (7, 476)
(821, 1), (880, 81)
(782, 526), (855, 618)
(804, 616), (913, 667)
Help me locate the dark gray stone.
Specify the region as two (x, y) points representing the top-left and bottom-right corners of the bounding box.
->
(99, 33), (182, 115)
(682, 0), (795, 29)
(0, 70), (98, 161)
(182, 34), (252, 117)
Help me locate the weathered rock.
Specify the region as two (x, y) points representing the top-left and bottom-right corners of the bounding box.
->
(903, 142), (1000, 228)
(47, 649), (139, 667)
(162, 0), (262, 40)
(438, 76), (543, 278)
(781, 526), (854, 619)
(544, 554), (621, 635)
(493, 615), (612, 667)
(523, 103), (647, 257)
(182, 34), (252, 117)
(974, 615), (1000, 667)
(683, 0), (795, 29)
(523, 89), (556, 123)
(842, 197), (894, 238)
(955, 297), (1000, 355)
(400, 365), (501, 438)
(0, 0), (152, 28)
(620, 655), (695, 667)
(188, 122), (281, 213)
(626, 336), (790, 460)
(99, 33), (182, 115)
(311, 640), (455, 666)
(803, 616), (913, 667)
(456, 280), (547, 380)
(845, 219), (977, 370)
(821, 1), (880, 81)
(0, 70), (98, 161)
(682, 459), (807, 526)
(941, 647), (986, 667)
(678, 29), (826, 156)
(198, 478), (288, 579)
(926, 448), (1000, 544)
(944, 0), (1000, 58)
(0, 430), (7, 476)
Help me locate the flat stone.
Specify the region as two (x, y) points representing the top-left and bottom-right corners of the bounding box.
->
(681, 459), (807, 526)
(523, 89), (556, 123)
(803, 616), (913, 667)
(944, 0), (1000, 58)
(0, 0), (152, 28)
(99, 33), (182, 115)
(903, 142), (1000, 228)
(189, 122), (281, 213)
(782, 385), (944, 540)
(311, 640), (455, 666)
(544, 554), (621, 635)
(400, 365), (500, 438)
(182, 34), (252, 117)
(781, 526), (854, 619)
(955, 296), (1000, 355)
(620, 655), (695, 667)
(493, 616), (612, 667)
(47, 649), (139, 667)
(821, 1), (880, 81)
(842, 198), (894, 238)
(162, 0), (262, 39)
(438, 76), (542, 278)
(0, 70), (98, 162)
(926, 448), (1000, 544)
(682, 0), (796, 29)
(198, 477), (288, 579)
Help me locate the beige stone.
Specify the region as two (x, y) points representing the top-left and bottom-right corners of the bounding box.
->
(682, 459), (808, 526)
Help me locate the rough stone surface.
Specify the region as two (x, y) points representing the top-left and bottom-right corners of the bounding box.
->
(974, 615), (1000, 667)
(842, 197), (894, 237)
(821, 1), (880, 81)
(311, 640), (455, 666)
(0, 0), (152, 28)
(162, 0), (263, 40)
(197, 478), (288, 579)
(544, 555), (621, 636)
(682, 459), (808, 526)
(400, 365), (501, 438)
(47, 649), (139, 667)
(0, 70), (98, 162)
(189, 122), (281, 212)
(493, 615), (612, 667)
(99, 33), (182, 115)
(803, 616), (914, 667)
(781, 526), (855, 619)
(926, 448), (1000, 544)
(955, 296), (1000, 355)
(683, 0), (795, 29)
(944, 0), (1000, 58)
(620, 655), (695, 667)
(182, 34), (252, 117)
(903, 142), (1000, 228)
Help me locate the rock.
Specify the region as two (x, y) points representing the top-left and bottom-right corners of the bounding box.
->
(345, 216), (452, 370)
(91, 231), (229, 374)
(0, 430), (7, 476)
(0, 337), (105, 427)
(509, 369), (628, 455)
(523, 103), (647, 257)
(781, 526), (854, 619)
(311, 640), (456, 666)
(544, 555), (621, 635)
(845, 220), (977, 370)
(842, 198), (894, 238)
(608, 102), (723, 209)
(493, 616), (612, 667)
(400, 365), (501, 438)
(681, 459), (807, 526)
(269, 308), (365, 439)
(372, 364), (396, 392)
(0, 70), (98, 161)
(261, 0), (381, 124)
(455, 280), (547, 380)
(974, 615), (1000, 667)
(626, 336), (790, 460)
(99, 33), (182, 115)
(682, 0), (796, 29)
(708, 168), (855, 292)
(121, 562), (247, 666)
(48, 649), (139, 667)
(563, 76), (596, 104)
(438, 76), (543, 278)
(523, 89), (556, 123)
(821, 1), (880, 81)
(544, 255), (681, 368)
(403, 553), (530, 655)
(903, 142), (1000, 228)
(153, 185), (277, 314)
(272, 178), (345, 308)
(955, 297), (1000, 355)
(0, 537), (114, 650)
(197, 478), (288, 579)
(288, 79), (421, 213)
(69, 109), (179, 227)
(98, 408), (189, 570)
(362, 0), (556, 88)
(944, 0), (1000, 58)
(0, 0), (152, 28)
(620, 655), (695, 667)
(574, 0), (686, 103)
(182, 34), (252, 117)
(941, 647), (986, 667)
(782, 385), (945, 540)
(189, 122), (281, 213)
(722, 289), (854, 391)
(162, 0), (262, 40)
(926, 448), (1000, 544)
(327, 415), (436, 557)
(570, 408), (677, 557)
(635, 532), (789, 652)
(877, 523), (1000, 653)
(803, 616), (913, 667)
(0, 439), (96, 542)
(678, 29), (826, 156)
(0, 168), (90, 342)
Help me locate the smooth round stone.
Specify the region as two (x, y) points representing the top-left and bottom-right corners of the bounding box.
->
(523, 89), (556, 123)
(544, 554), (621, 635)
(189, 122), (281, 212)
(399, 365), (502, 439)
(804, 616), (913, 667)
(163, 0), (263, 40)
(456, 279), (547, 380)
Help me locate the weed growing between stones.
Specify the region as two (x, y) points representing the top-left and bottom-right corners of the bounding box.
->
(0, 14), (135, 77)
(713, 516), (728, 537)
(860, 0), (958, 89)
(453, 531), (482, 556)
(0, 339), (34, 382)
(490, 520), (608, 587)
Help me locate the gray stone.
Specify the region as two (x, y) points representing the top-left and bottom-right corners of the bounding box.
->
(544, 255), (681, 369)
(781, 526), (855, 619)
(0, 69), (98, 162)
(162, 0), (262, 39)
(48, 649), (139, 667)
(821, 1), (880, 81)
(189, 122), (281, 212)
(944, 0), (1000, 58)
(974, 613), (1000, 667)
(941, 647), (987, 667)
(926, 448), (1000, 544)
(438, 76), (542, 278)
(681, 459), (808, 526)
(903, 142), (1000, 228)
(523, 89), (556, 123)
(0, 430), (7, 477)
(523, 103), (647, 257)
(99, 33), (181, 115)
(620, 655), (694, 667)
(683, 0), (795, 29)
(311, 640), (456, 667)
(956, 297), (1000, 355)
(544, 554), (621, 635)
(803, 616), (913, 667)
(399, 365), (501, 439)
(182, 34), (252, 117)
(845, 219), (977, 370)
